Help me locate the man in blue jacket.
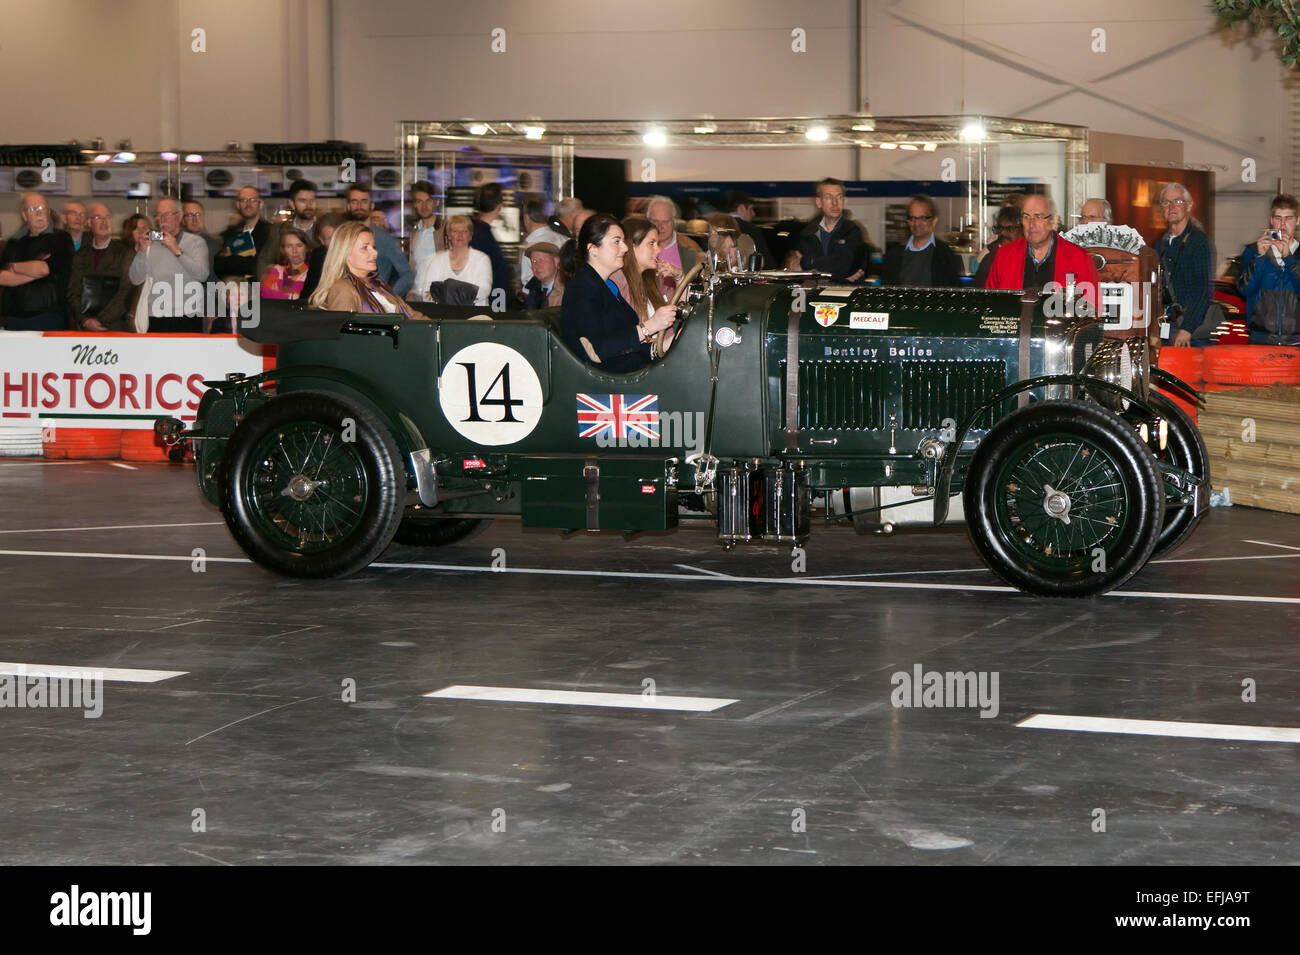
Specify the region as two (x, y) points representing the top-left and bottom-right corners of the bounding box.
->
(1237, 193), (1300, 345)
(344, 185), (413, 297)
(1156, 182), (1214, 347)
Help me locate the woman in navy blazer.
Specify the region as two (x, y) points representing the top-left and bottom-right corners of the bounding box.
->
(560, 214), (675, 373)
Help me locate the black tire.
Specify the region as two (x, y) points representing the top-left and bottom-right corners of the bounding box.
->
(964, 400), (1165, 597)
(221, 392), (404, 577)
(1144, 391), (1210, 558)
(392, 510), (491, 547)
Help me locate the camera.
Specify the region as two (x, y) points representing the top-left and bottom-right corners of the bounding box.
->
(147, 231), (165, 241)
(1267, 229), (1284, 241)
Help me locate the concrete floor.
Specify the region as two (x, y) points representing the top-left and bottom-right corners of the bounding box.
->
(0, 458), (1297, 865)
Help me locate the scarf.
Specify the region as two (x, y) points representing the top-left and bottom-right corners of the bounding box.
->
(344, 271), (415, 319)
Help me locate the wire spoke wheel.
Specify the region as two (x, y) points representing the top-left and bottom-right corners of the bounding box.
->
(244, 422), (369, 553)
(964, 400), (1165, 597)
(221, 393), (404, 577)
(996, 434), (1128, 574)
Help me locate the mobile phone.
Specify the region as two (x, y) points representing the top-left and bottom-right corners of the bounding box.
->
(147, 231), (165, 241)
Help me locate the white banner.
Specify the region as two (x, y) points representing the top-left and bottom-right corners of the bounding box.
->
(0, 333), (271, 429)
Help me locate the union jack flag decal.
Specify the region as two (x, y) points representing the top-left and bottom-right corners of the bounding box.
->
(576, 393), (660, 441)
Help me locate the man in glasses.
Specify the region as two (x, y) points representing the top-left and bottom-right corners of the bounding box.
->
(0, 193), (75, 330)
(215, 186), (279, 283)
(984, 193), (1098, 309)
(182, 200), (223, 271)
(1236, 193), (1300, 345)
(797, 178), (868, 283)
(881, 194), (962, 287)
(1155, 182), (1213, 347)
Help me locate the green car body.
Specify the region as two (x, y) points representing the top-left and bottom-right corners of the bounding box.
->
(171, 272), (1209, 597)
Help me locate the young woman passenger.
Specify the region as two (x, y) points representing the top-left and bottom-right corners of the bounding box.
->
(617, 216), (676, 334)
(307, 220), (417, 317)
(559, 214), (674, 372)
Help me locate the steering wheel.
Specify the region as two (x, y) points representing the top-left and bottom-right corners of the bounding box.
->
(656, 262), (703, 356)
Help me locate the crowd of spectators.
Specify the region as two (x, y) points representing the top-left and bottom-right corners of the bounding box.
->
(1, 173), (1293, 349)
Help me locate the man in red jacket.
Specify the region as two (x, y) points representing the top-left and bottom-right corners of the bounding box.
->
(985, 194), (1098, 309)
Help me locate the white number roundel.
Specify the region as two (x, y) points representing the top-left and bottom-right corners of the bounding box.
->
(438, 342), (544, 445)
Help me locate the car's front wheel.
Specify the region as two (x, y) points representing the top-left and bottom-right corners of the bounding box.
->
(221, 392), (404, 577)
(964, 400), (1165, 597)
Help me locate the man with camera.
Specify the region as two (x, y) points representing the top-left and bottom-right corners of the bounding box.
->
(127, 197), (210, 332)
(1237, 193), (1300, 345)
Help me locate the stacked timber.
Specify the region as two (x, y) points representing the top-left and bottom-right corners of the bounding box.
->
(1200, 385), (1300, 515)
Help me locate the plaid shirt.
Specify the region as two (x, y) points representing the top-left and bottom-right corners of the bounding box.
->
(1156, 225), (1212, 336)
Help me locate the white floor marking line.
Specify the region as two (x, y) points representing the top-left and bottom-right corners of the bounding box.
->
(0, 662), (187, 683)
(3, 548), (1300, 605)
(108, 462), (137, 470)
(673, 563), (735, 578)
(425, 684), (737, 712)
(1017, 713), (1300, 743)
(1242, 539), (1300, 553)
(0, 461), (90, 467)
(0, 550), (248, 564)
(1154, 553), (1300, 565)
(0, 521), (224, 535)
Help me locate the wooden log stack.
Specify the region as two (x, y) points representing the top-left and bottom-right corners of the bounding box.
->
(1200, 384), (1300, 515)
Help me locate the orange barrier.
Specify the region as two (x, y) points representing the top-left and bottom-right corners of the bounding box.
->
(43, 428), (123, 460)
(1155, 346), (1203, 383)
(120, 430), (172, 462)
(1156, 347), (1205, 424)
(1202, 345), (1300, 386)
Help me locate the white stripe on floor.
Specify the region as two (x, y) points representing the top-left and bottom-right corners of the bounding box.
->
(0, 662), (187, 683)
(0, 521), (223, 535)
(3, 548), (1300, 605)
(108, 462), (137, 470)
(1243, 539), (1300, 552)
(1016, 713), (1300, 743)
(425, 684), (737, 712)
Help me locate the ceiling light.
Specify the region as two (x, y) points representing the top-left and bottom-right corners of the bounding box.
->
(92, 154), (111, 164)
(523, 126), (546, 140)
(693, 122), (717, 135)
(642, 129), (666, 147)
(879, 142), (897, 150)
(468, 124), (489, 136)
(922, 143), (937, 152)
(805, 126), (829, 142)
(184, 154), (204, 163)
(160, 151), (178, 161)
(112, 151), (135, 163)
(851, 120), (875, 132)
(960, 121), (986, 142)
(900, 143), (918, 151)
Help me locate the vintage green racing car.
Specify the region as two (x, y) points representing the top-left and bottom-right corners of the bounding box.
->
(158, 262), (1209, 598)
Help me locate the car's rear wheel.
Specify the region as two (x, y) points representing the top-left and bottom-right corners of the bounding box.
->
(392, 509), (491, 547)
(964, 400), (1165, 597)
(221, 393), (403, 577)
